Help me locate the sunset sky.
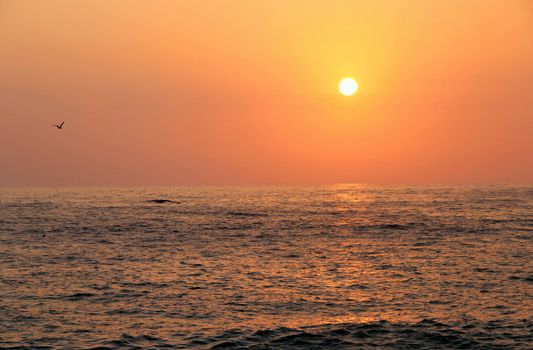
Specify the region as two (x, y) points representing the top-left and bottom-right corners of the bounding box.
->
(1, 0), (532, 186)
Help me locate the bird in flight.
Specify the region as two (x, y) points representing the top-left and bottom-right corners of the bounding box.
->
(52, 122), (65, 129)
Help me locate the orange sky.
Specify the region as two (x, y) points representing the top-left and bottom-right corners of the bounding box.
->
(1, 0), (532, 186)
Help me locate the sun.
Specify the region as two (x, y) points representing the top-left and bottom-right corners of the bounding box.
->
(338, 77), (358, 96)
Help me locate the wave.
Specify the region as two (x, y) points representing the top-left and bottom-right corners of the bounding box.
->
(50, 319), (529, 349)
(5, 319), (530, 349)
(194, 319), (532, 349)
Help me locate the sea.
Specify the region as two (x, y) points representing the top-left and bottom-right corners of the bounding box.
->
(0, 186), (531, 349)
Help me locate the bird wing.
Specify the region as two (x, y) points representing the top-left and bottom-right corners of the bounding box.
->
(60, 122), (65, 127)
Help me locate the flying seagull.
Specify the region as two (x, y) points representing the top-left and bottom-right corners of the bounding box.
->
(52, 122), (65, 129)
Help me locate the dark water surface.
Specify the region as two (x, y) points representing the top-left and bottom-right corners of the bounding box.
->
(0, 186), (531, 349)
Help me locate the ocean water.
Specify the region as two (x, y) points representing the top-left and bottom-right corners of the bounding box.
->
(0, 186), (531, 349)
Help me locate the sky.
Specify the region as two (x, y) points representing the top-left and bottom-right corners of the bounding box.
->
(1, 0), (532, 186)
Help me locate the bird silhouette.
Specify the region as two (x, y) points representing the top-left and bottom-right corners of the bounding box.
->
(52, 122), (65, 129)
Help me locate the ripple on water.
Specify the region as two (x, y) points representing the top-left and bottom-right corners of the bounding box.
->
(0, 186), (531, 349)
(176, 319), (532, 350)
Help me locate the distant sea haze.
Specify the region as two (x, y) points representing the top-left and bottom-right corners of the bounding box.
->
(0, 186), (531, 349)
